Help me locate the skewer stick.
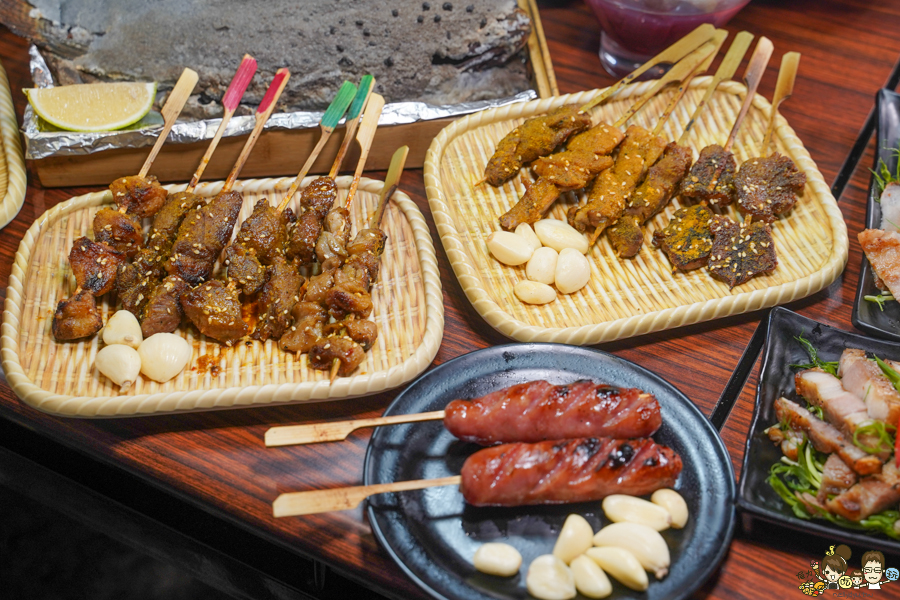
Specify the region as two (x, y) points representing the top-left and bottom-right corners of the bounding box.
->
(723, 37), (774, 153)
(343, 93), (386, 211)
(273, 476), (462, 517)
(578, 23), (716, 114)
(650, 29), (728, 137)
(275, 81), (358, 212)
(137, 68), (199, 179)
(611, 39), (718, 130)
(678, 31), (754, 146)
(761, 52), (800, 154)
(328, 75), (376, 179)
(222, 68), (291, 193)
(187, 55), (257, 192)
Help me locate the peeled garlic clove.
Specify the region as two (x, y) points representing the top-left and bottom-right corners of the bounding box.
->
(602, 495), (672, 531)
(534, 219), (589, 254)
(651, 489), (689, 529)
(526, 246), (558, 285)
(138, 333), (192, 383)
(515, 280), (557, 305)
(473, 543), (522, 577)
(553, 514), (594, 564)
(487, 231), (534, 266)
(526, 555), (576, 600)
(592, 522), (670, 579)
(95, 344), (141, 391)
(570, 555), (612, 599)
(515, 222), (543, 252)
(102, 310), (143, 349)
(554, 248), (591, 294)
(584, 547), (648, 592)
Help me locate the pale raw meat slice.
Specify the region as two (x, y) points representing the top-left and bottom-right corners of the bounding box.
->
(817, 453), (858, 503)
(826, 461), (900, 521)
(794, 369), (888, 459)
(839, 348), (900, 426)
(773, 397), (882, 475)
(881, 182), (900, 232)
(858, 228), (900, 296)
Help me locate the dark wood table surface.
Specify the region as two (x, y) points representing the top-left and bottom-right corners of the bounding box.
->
(2, 1), (900, 599)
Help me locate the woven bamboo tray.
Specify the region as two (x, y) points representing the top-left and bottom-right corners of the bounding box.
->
(424, 76), (848, 344)
(0, 58), (26, 230)
(1, 177), (444, 417)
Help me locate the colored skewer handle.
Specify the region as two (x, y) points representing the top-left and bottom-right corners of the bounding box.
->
(137, 68), (198, 178)
(188, 55), (257, 192)
(329, 75), (376, 179)
(273, 476), (462, 517)
(223, 68), (290, 192)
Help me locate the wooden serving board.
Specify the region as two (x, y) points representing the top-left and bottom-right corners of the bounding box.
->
(424, 77), (849, 345)
(1, 177), (444, 417)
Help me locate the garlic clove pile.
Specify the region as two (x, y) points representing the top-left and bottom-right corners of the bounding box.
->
(487, 231), (534, 266)
(95, 344), (141, 391)
(102, 310), (143, 349)
(534, 219), (589, 254)
(138, 333), (192, 383)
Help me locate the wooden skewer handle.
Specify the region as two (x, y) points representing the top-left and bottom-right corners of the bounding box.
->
(276, 129), (329, 212)
(344, 93), (386, 209)
(272, 476), (462, 517)
(724, 37), (774, 152)
(762, 51), (801, 155)
(137, 68), (198, 178)
(265, 410), (446, 447)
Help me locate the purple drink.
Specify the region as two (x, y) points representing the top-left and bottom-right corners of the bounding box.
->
(585, 0), (750, 77)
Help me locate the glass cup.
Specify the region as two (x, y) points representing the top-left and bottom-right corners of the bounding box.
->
(584, 0), (752, 78)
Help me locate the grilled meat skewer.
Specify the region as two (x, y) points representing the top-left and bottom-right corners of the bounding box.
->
(52, 289), (104, 341)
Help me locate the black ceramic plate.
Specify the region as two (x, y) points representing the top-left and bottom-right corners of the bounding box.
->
(852, 88), (900, 340)
(738, 307), (900, 553)
(363, 343), (735, 600)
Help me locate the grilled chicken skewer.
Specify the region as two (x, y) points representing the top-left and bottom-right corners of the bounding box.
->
(608, 31), (752, 258)
(481, 23), (716, 187)
(567, 37), (725, 244)
(116, 57), (258, 333)
(52, 69), (199, 342)
(498, 34), (725, 232)
(175, 69), (291, 345)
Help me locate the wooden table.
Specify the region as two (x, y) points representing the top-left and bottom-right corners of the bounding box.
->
(1, 1), (899, 598)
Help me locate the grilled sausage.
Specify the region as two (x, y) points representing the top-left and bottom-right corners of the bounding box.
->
(443, 380), (661, 445)
(460, 438), (682, 507)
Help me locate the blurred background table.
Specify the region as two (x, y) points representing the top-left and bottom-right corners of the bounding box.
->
(2, 1), (900, 599)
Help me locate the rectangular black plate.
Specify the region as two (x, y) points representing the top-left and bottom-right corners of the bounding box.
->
(852, 88), (900, 340)
(738, 306), (900, 553)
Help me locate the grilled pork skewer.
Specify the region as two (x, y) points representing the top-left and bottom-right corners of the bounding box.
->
(116, 57), (258, 330)
(481, 23), (716, 187)
(678, 37), (773, 206)
(176, 69), (291, 345)
(52, 69), (199, 342)
(608, 31), (752, 258)
(734, 52), (806, 223)
(272, 437), (682, 516)
(567, 38), (724, 243)
(265, 380), (659, 447)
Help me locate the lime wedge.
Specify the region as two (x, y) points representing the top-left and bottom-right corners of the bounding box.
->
(25, 82), (158, 132)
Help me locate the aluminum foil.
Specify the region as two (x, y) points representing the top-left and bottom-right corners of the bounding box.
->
(23, 45), (537, 160)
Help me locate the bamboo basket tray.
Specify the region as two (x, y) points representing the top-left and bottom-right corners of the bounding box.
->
(0, 58), (26, 230)
(424, 76), (849, 344)
(1, 177), (444, 417)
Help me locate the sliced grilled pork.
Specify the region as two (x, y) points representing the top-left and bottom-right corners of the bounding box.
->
(795, 369), (888, 459)
(839, 348), (900, 426)
(817, 454), (858, 503)
(826, 461), (900, 521)
(858, 228), (900, 297)
(773, 397), (882, 475)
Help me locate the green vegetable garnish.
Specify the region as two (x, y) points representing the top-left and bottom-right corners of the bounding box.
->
(871, 144), (900, 198)
(865, 294), (896, 311)
(791, 334), (839, 375)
